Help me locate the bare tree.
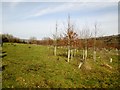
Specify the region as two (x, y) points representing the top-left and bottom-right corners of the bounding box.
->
(78, 26), (92, 68)
(67, 15), (71, 62)
(53, 21), (58, 56)
(93, 22), (99, 62)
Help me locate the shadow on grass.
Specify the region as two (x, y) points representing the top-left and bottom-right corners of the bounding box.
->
(58, 53), (67, 58)
(0, 54), (7, 58)
(0, 65), (7, 71)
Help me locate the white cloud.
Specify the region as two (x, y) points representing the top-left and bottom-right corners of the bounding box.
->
(2, 1), (118, 39)
(3, 12), (118, 39)
(25, 3), (78, 19)
(25, 2), (117, 19)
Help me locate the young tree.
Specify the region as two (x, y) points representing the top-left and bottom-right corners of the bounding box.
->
(67, 15), (71, 62)
(65, 15), (78, 62)
(53, 21), (58, 56)
(70, 25), (78, 60)
(93, 22), (99, 62)
(78, 26), (92, 68)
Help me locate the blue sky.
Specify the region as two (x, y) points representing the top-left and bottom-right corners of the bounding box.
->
(1, 1), (118, 39)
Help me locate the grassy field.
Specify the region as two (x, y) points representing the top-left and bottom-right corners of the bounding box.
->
(1, 43), (120, 88)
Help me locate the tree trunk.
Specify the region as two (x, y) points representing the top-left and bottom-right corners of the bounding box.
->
(84, 38), (87, 62)
(85, 48), (87, 62)
(83, 49), (85, 60)
(85, 49), (87, 58)
(54, 46), (57, 56)
(93, 50), (96, 62)
(71, 49), (73, 60)
(74, 49), (76, 57)
(68, 48), (70, 62)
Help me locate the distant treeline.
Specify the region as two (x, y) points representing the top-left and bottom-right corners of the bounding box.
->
(1, 33), (119, 49)
(1, 34), (27, 44)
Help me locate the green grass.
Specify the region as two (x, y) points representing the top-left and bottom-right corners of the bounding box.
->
(2, 43), (119, 88)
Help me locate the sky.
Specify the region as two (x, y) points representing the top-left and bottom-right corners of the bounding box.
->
(1, 0), (119, 40)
